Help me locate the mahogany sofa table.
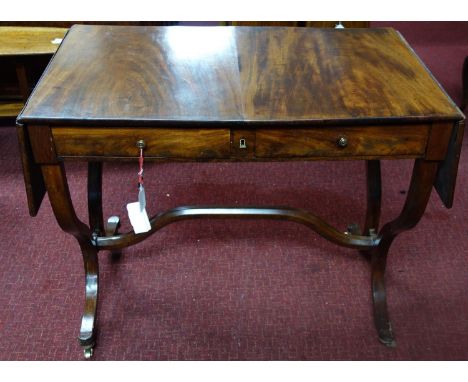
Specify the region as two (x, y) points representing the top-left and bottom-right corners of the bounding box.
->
(16, 25), (465, 359)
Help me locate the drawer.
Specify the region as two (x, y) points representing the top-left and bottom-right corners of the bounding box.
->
(255, 125), (429, 158)
(52, 127), (231, 159)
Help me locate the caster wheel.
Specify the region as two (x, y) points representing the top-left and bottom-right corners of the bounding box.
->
(84, 347), (94, 359)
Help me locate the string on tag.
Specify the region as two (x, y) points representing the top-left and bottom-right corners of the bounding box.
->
(127, 139), (151, 233)
(138, 147), (144, 188)
(136, 140), (147, 212)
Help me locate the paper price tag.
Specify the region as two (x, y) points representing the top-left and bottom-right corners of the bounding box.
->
(127, 201), (151, 234)
(138, 184), (146, 212)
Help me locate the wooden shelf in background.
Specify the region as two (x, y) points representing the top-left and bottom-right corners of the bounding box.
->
(0, 27), (68, 56)
(0, 100), (23, 117)
(227, 21), (370, 28)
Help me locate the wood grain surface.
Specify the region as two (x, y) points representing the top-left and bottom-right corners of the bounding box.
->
(20, 26), (243, 124)
(18, 25), (463, 126)
(52, 127), (231, 159)
(0, 101), (23, 117)
(236, 27), (462, 123)
(255, 125), (428, 158)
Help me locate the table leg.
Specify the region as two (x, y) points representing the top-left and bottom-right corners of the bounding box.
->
(347, 160), (382, 249)
(41, 163), (99, 359)
(77, 242), (99, 359)
(87, 161), (122, 260)
(346, 160), (381, 241)
(371, 159), (438, 347)
(462, 56), (468, 110)
(364, 160), (381, 235)
(88, 162), (104, 235)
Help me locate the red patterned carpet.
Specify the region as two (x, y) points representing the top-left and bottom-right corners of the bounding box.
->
(0, 22), (467, 360)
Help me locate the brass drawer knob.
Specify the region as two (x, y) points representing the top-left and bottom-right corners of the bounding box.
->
(337, 136), (348, 148)
(136, 139), (146, 149)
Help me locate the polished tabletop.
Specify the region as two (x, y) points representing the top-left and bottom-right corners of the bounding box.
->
(18, 25), (463, 126)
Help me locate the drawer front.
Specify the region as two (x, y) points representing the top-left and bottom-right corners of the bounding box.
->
(52, 127), (231, 159)
(255, 125), (429, 158)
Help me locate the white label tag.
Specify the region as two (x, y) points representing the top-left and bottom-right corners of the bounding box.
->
(126, 202), (151, 234)
(138, 184), (146, 212)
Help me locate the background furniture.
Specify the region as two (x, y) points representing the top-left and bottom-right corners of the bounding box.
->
(226, 21), (369, 28)
(0, 27), (67, 118)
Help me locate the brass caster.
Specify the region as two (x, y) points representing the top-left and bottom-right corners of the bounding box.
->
(346, 223), (361, 236)
(380, 338), (397, 348)
(377, 323), (397, 348)
(83, 347), (94, 359)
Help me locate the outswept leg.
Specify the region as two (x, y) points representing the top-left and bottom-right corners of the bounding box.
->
(370, 159), (439, 347)
(77, 241), (98, 358)
(42, 163), (99, 358)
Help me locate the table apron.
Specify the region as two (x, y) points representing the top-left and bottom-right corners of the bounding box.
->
(48, 124), (431, 161)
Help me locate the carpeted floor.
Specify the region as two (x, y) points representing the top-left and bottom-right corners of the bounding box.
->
(0, 22), (467, 360)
